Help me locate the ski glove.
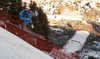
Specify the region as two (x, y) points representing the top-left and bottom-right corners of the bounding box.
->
(31, 24), (34, 28)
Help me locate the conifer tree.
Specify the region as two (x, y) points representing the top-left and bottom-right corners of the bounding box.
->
(8, 0), (24, 17)
(0, 0), (8, 12)
(29, 1), (50, 39)
(17, 0), (23, 14)
(29, 1), (38, 29)
(0, 1), (5, 10)
(29, 1), (38, 11)
(37, 7), (50, 39)
(29, 1), (39, 32)
(16, 0), (23, 20)
(8, 0), (18, 16)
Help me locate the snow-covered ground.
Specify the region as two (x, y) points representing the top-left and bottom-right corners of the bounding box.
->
(0, 27), (53, 59)
(47, 15), (82, 21)
(63, 31), (90, 53)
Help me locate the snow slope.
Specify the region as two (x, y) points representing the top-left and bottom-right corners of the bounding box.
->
(0, 27), (53, 59)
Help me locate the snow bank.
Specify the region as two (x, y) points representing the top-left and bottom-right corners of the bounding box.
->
(0, 27), (53, 59)
(71, 31), (90, 45)
(50, 27), (63, 32)
(63, 31), (90, 53)
(47, 15), (56, 20)
(64, 41), (81, 53)
(47, 15), (82, 21)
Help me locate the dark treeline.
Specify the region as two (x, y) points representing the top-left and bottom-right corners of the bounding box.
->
(0, 0), (26, 16)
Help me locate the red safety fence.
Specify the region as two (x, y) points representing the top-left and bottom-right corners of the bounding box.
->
(50, 48), (81, 59)
(0, 10), (82, 59)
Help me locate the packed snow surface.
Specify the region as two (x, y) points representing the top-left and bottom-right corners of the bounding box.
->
(0, 27), (53, 59)
(63, 31), (90, 53)
(70, 31), (90, 45)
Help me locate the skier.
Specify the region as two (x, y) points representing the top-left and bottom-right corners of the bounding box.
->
(19, 9), (38, 29)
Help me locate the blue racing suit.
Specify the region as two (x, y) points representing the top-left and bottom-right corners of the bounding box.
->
(19, 10), (33, 26)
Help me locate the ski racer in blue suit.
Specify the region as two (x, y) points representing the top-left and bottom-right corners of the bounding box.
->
(19, 10), (38, 28)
